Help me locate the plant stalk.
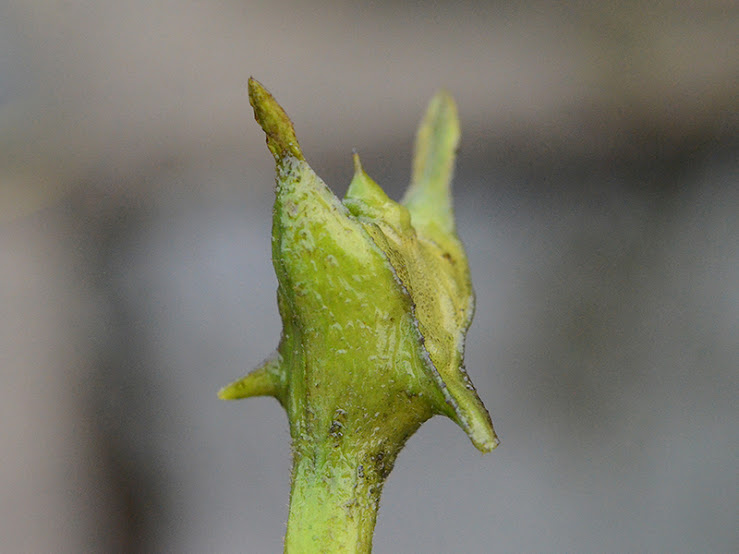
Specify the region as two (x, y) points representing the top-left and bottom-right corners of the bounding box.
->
(284, 449), (385, 553)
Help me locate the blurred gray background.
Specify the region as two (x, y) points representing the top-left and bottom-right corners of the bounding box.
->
(1, 1), (737, 552)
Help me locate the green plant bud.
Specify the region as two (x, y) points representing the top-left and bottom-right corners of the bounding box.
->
(219, 78), (498, 552)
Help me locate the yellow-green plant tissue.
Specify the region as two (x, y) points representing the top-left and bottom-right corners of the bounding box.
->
(219, 78), (498, 553)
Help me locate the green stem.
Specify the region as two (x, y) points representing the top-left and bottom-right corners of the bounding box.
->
(284, 448), (387, 553)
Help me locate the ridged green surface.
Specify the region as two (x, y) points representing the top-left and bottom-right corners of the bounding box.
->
(219, 78), (498, 553)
